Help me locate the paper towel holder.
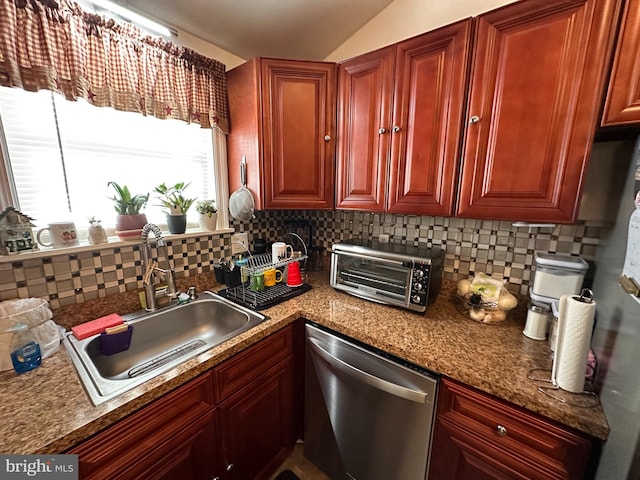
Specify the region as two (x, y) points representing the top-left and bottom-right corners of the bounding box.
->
(527, 288), (600, 408)
(575, 288), (594, 304)
(528, 368), (600, 407)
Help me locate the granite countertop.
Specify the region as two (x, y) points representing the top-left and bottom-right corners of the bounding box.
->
(0, 271), (609, 455)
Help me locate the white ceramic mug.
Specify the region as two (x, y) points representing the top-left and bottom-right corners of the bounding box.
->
(36, 222), (79, 248)
(272, 242), (293, 264)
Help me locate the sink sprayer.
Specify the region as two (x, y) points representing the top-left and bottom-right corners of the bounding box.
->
(141, 223), (178, 311)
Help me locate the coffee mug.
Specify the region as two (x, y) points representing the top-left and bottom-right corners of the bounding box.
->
(264, 268), (283, 287)
(250, 271), (264, 292)
(272, 242), (293, 264)
(286, 261), (303, 287)
(36, 222), (78, 248)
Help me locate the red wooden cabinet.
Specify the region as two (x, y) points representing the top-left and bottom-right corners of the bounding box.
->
(227, 58), (336, 210)
(336, 20), (471, 215)
(69, 375), (218, 480)
(68, 324), (300, 480)
(429, 378), (596, 480)
(214, 325), (297, 479)
(217, 361), (295, 480)
(456, 0), (620, 222)
(601, 0), (640, 126)
(335, 45), (395, 212)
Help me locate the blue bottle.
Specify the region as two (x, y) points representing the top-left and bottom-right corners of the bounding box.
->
(10, 324), (42, 374)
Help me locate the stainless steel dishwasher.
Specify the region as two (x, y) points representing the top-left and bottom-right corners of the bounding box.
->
(304, 323), (439, 480)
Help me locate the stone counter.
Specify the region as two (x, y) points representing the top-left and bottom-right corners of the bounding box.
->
(0, 271), (609, 455)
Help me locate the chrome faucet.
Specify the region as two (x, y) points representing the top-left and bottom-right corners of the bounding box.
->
(141, 223), (178, 311)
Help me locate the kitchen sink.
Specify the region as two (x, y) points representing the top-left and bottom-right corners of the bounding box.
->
(62, 292), (268, 405)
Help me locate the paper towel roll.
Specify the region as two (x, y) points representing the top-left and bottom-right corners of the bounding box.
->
(552, 293), (596, 393)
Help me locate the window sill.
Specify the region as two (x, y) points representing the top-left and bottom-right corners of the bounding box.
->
(0, 227), (234, 263)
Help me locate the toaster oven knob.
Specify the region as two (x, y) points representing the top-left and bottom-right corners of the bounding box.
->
(412, 295), (422, 304)
(415, 283), (423, 291)
(415, 269), (425, 278)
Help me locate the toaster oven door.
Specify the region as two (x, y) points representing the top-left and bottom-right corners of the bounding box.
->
(331, 252), (411, 306)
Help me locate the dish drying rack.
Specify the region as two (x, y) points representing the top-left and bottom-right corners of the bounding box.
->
(247, 252), (308, 275)
(217, 232), (311, 310)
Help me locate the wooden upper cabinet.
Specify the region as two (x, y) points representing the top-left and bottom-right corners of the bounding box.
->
(602, 0), (640, 126)
(336, 46), (395, 211)
(457, 0), (620, 223)
(227, 58), (336, 210)
(387, 22), (471, 215)
(336, 20), (472, 215)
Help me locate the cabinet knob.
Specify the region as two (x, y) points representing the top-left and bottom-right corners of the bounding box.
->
(496, 425), (508, 436)
(324, 135), (331, 142)
(210, 477), (220, 480)
(392, 126), (401, 133)
(378, 127), (387, 134)
(469, 115), (481, 124)
(226, 463), (234, 472)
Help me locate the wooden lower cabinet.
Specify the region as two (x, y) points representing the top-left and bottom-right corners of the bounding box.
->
(68, 324), (298, 480)
(429, 378), (596, 480)
(217, 360), (295, 479)
(69, 375), (217, 480)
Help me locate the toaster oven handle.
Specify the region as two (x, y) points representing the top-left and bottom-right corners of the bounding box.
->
(308, 338), (428, 404)
(332, 250), (405, 265)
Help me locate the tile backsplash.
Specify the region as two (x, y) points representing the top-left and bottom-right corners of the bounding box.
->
(0, 210), (607, 308)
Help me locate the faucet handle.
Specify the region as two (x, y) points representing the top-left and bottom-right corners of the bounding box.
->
(187, 286), (197, 300)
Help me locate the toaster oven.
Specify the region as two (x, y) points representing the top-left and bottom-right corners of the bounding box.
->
(330, 239), (444, 312)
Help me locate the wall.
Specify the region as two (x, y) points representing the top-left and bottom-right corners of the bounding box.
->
(0, 211), (607, 310)
(0, 0), (621, 314)
(169, 0), (520, 67)
(325, 0), (519, 62)
(174, 28), (245, 70)
(0, 233), (232, 309)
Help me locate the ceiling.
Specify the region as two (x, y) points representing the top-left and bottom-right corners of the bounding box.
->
(122, 0), (394, 61)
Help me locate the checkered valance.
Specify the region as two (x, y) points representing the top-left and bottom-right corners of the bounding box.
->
(0, 0), (229, 132)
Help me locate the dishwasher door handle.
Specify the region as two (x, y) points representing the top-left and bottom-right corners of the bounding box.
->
(308, 338), (428, 404)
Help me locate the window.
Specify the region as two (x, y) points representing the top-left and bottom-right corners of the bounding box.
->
(0, 86), (227, 235)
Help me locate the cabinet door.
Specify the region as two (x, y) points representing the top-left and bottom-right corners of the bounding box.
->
(387, 20), (471, 216)
(457, 0), (619, 222)
(601, 0), (640, 126)
(217, 360), (296, 480)
(214, 323), (293, 403)
(429, 378), (594, 480)
(261, 59), (336, 210)
(69, 374), (218, 480)
(335, 46), (395, 211)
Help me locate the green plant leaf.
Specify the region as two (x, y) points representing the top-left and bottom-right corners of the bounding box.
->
(108, 181), (148, 215)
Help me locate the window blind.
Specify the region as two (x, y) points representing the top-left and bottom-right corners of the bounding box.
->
(0, 87), (216, 231)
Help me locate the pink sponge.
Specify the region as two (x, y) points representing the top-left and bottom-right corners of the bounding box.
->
(72, 313), (124, 340)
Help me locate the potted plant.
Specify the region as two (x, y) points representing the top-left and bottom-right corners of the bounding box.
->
(154, 182), (196, 234)
(107, 182), (149, 240)
(195, 199), (217, 231)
